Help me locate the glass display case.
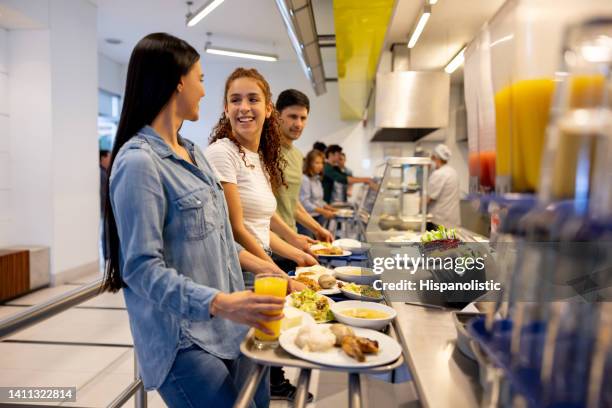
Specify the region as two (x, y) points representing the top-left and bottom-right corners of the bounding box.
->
(363, 157), (432, 243)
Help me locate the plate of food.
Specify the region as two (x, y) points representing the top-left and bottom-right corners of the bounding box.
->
(286, 289), (335, 323)
(310, 243), (351, 258)
(295, 266), (342, 295)
(332, 266), (381, 285)
(340, 282), (384, 302)
(384, 232), (421, 247)
(331, 301), (396, 330)
(332, 239), (371, 255)
(279, 323), (402, 368)
(334, 208), (354, 218)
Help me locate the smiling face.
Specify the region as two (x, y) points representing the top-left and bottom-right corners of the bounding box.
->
(176, 60), (205, 121)
(224, 77), (271, 148)
(278, 105), (308, 143)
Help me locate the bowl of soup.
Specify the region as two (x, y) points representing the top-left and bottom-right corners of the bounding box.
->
(331, 300), (396, 330)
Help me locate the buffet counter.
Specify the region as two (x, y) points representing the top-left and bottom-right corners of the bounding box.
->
(391, 302), (482, 408)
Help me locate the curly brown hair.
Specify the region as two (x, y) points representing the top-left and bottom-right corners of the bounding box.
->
(209, 68), (286, 191)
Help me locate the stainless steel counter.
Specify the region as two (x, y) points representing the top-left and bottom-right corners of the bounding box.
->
(391, 302), (482, 408)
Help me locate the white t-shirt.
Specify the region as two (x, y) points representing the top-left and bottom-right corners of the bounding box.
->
(205, 138), (276, 249)
(428, 164), (461, 228)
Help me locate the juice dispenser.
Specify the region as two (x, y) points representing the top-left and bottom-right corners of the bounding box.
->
(465, 39), (480, 193)
(465, 25), (497, 193)
(488, 0), (612, 194)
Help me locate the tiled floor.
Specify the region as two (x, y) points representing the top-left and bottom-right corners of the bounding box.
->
(0, 279), (420, 407)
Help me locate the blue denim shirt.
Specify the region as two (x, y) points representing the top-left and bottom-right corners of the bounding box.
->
(110, 126), (248, 390)
(300, 174), (325, 216)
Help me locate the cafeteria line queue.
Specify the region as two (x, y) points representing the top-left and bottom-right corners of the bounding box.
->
(2, 1), (612, 407)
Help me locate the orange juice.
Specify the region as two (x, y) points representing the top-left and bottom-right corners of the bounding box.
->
(495, 78), (555, 192)
(570, 75), (606, 109)
(469, 151), (496, 191)
(253, 276), (287, 342)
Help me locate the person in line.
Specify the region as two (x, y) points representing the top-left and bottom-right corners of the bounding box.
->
(312, 141), (327, 153)
(104, 33), (289, 408)
(428, 144), (461, 227)
(322, 144), (374, 204)
(205, 68), (316, 279)
(205, 70), (316, 403)
(99, 149), (111, 262)
(273, 89), (333, 243)
(338, 152), (353, 199)
(300, 149), (336, 234)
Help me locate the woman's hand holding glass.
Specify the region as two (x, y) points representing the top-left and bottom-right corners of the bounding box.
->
(210, 291), (285, 335)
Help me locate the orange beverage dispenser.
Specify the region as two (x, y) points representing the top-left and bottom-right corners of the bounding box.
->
(488, 0), (612, 194)
(465, 25), (497, 193)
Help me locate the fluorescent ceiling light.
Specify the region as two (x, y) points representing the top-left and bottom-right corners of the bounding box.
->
(186, 0), (225, 27)
(205, 46), (278, 62)
(429, 0), (438, 4)
(445, 46), (466, 73)
(408, 7), (431, 49)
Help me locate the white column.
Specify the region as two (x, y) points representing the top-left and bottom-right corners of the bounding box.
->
(7, 0), (99, 281)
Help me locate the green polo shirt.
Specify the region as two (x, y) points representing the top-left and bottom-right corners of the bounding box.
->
(322, 162), (348, 203)
(275, 144), (303, 231)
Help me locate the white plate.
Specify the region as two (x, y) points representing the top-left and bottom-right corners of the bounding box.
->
(332, 239), (371, 254)
(334, 209), (354, 218)
(384, 233), (421, 247)
(295, 267), (341, 295)
(285, 293), (335, 323)
(279, 324), (402, 368)
(315, 250), (352, 258)
(310, 243), (351, 258)
(333, 266), (381, 285)
(340, 287), (383, 302)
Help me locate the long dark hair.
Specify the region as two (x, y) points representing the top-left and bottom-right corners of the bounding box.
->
(102, 33), (200, 292)
(209, 68), (286, 191)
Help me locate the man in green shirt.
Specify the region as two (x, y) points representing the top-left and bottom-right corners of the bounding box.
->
(323, 144), (373, 203)
(274, 89), (333, 242)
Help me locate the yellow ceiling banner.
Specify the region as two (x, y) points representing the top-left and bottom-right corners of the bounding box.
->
(334, 0), (395, 119)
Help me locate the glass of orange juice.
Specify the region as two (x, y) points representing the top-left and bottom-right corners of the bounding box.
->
(253, 274), (287, 349)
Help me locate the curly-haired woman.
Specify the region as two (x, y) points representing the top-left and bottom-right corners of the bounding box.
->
(205, 68), (317, 273)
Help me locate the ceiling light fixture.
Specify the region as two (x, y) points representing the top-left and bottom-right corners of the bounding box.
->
(203, 35), (278, 62)
(408, 6), (431, 49)
(186, 0), (225, 27)
(429, 0), (438, 4)
(204, 45), (278, 62)
(274, 0), (326, 95)
(445, 46), (466, 73)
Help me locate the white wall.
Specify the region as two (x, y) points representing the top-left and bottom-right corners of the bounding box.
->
(7, 0), (99, 279)
(9, 30), (54, 251)
(0, 28), (10, 246)
(98, 52), (125, 96)
(49, 0), (99, 276)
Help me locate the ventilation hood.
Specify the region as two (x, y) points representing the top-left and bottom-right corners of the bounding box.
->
(372, 70), (450, 142)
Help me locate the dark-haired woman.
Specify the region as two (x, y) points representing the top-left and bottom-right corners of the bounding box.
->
(104, 33), (284, 408)
(205, 68), (317, 273)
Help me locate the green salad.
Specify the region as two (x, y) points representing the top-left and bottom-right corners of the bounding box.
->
(420, 225), (458, 243)
(290, 289), (334, 322)
(343, 283), (382, 299)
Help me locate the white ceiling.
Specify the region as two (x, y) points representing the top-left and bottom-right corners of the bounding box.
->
(97, 0), (336, 73)
(383, 0), (505, 78)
